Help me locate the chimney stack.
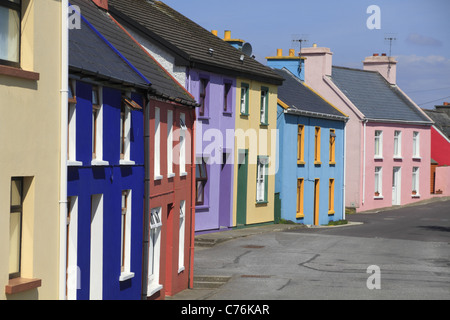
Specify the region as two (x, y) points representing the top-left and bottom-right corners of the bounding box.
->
(300, 45), (333, 85)
(92, 0), (108, 10)
(363, 53), (397, 85)
(223, 30), (245, 50)
(436, 102), (450, 117)
(266, 48), (305, 80)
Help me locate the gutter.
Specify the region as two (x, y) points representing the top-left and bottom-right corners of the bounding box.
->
(363, 117), (433, 126)
(284, 107), (348, 122)
(59, 0), (69, 300)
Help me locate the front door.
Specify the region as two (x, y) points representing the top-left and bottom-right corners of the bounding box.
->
(236, 149), (248, 227)
(392, 167), (401, 205)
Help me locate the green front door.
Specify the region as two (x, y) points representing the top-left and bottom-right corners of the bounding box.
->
(236, 149), (248, 227)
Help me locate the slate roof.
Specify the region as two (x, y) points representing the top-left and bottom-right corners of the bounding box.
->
(331, 66), (432, 123)
(108, 0), (284, 85)
(423, 108), (450, 138)
(69, 5), (149, 89)
(273, 68), (347, 120)
(70, 0), (197, 106)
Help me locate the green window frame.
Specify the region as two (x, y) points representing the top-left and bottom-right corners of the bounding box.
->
(260, 87), (269, 125)
(240, 83), (249, 116)
(256, 156), (269, 203)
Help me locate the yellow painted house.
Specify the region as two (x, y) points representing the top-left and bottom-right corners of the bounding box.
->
(232, 79), (279, 227)
(0, 0), (64, 299)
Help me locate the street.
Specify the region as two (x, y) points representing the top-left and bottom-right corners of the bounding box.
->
(171, 198), (450, 300)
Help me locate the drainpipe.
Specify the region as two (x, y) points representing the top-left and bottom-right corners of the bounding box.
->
(142, 95), (151, 300)
(59, 0), (69, 300)
(188, 108), (196, 289)
(342, 119), (347, 220)
(362, 119), (368, 206)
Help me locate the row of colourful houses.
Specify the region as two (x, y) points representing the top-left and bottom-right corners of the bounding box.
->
(1, 0), (449, 300)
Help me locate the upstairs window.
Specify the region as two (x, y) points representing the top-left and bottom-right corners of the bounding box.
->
(199, 78), (208, 116)
(223, 82), (232, 113)
(314, 127), (321, 164)
(329, 129), (336, 164)
(240, 83), (249, 115)
(394, 131), (402, 158)
(195, 158), (208, 205)
(412, 131), (420, 158)
(0, 0), (21, 67)
(297, 125), (305, 164)
(260, 87), (269, 125)
(374, 130), (383, 158)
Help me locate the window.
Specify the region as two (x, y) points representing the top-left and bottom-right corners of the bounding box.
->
(68, 80), (81, 165)
(9, 177), (23, 279)
(91, 86), (107, 165)
(297, 125), (305, 164)
(66, 196), (79, 300)
(199, 78), (208, 116)
(120, 190), (134, 281)
(224, 82), (232, 113)
(154, 107), (162, 180)
(90, 194), (103, 300)
(167, 110), (174, 177)
(296, 178), (304, 218)
(374, 167), (382, 197)
(314, 127), (321, 164)
(240, 83), (249, 115)
(179, 113), (187, 175)
(0, 0), (21, 67)
(148, 207), (162, 296)
(412, 167), (419, 196)
(256, 156), (268, 203)
(328, 179), (335, 215)
(178, 200), (186, 273)
(260, 87), (269, 125)
(374, 130), (383, 158)
(329, 129), (336, 164)
(413, 131), (420, 158)
(195, 158), (208, 205)
(394, 130), (402, 158)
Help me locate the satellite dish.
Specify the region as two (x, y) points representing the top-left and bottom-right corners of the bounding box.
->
(242, 42), (253, 56)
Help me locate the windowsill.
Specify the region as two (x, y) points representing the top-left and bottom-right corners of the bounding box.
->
(180, 172), (188, 177)
(119, 271), (135, 282)
(297, 160), (305, 165)
(374, 156), (383, 160)
(168, 173), (176, 179)
(296, 213), (305, 219)
(329, 161), (336, 165)
(314, 161), (322, 166)
(328, 210), (335, 216)
(154, 175), (163, 181)
(120, 159), (136, 165)
(198, 116), (210, 121)
(147, 284), (163, 297)
(67, 160), (83, 167)
(223, 111), (233, 116)
(256, 201), (268, 206)
(393, 156), (403, 160)
(91, 159), (109, 166)
(412, 157), (422, 161)
(178, 266), (185, 274)
(195, 204), (210, 211)
(374, 195), (384, 199)
(240, 113), (249, 117)
(0, 65), (40, 81)
(5, 277), (42, 295)
(260, 123), (269, 127)
(411, 194), (421, 198)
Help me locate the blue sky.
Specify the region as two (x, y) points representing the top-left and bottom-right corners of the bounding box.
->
(161, 0), (450, 109)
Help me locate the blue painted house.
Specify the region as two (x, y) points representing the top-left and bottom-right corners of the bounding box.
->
(267, 49), (348, 225)
(67, 6), (150, 300)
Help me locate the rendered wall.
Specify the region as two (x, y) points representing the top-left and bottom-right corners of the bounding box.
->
(0, 0), (61, 300)
(430, 126), (450, 166)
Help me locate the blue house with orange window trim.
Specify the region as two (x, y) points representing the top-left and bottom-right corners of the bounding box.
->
(267, 49), (348, 225)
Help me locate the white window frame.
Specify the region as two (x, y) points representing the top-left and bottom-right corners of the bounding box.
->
(66, 196), (79, 300)
(374, 130), (383, 158)
(374, 166), (383, 198)
(240, 84), (249, 115)
(413, 131), (420, 158)
(260, 88), (268, 125)
(394, 130), (402, 158)
(179, 113), (187, 176)
(154, 107), (163, 180)
(412, 167), (420, 197)
(178, 200), (186, 273)
(119, 93), (135, 165)
(167, 110), (175, 178)
(148, 207), (163, 296)
(256, 156), (268, 203)
(91, 86), (109, 166)
(119, 190), (134, 281)
(68, 80), (82, 166)
(90, 194), (103, 300)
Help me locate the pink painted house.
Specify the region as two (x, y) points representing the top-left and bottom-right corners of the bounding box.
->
(301, 46), (434, 212)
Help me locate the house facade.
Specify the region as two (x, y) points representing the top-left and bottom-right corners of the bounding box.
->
(106, 0), (284, 232)
(0, 0), (62, 299)
(268, 49), (348, 225)
(301, 46), (433, 212)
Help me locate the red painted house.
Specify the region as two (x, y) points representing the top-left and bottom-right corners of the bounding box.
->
(423, 103), (450, 194)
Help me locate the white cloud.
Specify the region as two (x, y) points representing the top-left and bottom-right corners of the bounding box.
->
(406, 33), (443, 47)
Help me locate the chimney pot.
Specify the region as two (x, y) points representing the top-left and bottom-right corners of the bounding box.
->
(211, 30), (218, 36)
(277, 49), (283, 57)
(381, 53), (387, 56)
(373, 53), (379, 56)
(289, 49), (295, 57)
(224, 30), (231, 40)
(444, 102), (450, 106)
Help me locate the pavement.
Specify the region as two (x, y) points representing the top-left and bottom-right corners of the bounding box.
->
(166, 195), (450, 300)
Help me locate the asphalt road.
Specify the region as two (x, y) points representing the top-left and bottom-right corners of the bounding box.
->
(170, 199), (450, 301)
